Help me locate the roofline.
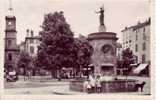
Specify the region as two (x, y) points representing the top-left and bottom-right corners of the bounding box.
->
(25, 37), (41, 39)
(5, 16), (16, 20)
(121, 18), (151, 32)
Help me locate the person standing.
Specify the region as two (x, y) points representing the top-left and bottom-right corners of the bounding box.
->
(84, 80), (92, 93)
(96, 75), (102, 93)
(89, 74), (96, 93)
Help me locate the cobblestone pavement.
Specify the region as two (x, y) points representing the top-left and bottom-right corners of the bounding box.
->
(4, 76), (150, 95)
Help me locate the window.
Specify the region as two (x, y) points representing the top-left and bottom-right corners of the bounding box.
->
(30, 30), (34, 37)
(143, 32), (146, 40)
(8, 53), (12, 61)
(143, 42), (146, 50)
(135, 56), (138, 63)
(8, 40), (12, 47)
(136, 33), (138, 41)
(31, 32), (33, 37)
(136, 29), (139, 33)
(36, 40), (39, 44)
(143, 28), (145, 32)
(30, 39), (34, 43)
(135, 44), (138, 52)
(143, 27), (146, 40)
(129, 40), (131, 43)
(30, 46), (34, 54)
(142, 54), (146, 63)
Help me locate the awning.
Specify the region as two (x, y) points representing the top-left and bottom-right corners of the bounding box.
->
(83, 68), (91, 70)
(83, 68), (87, 70)
(88, 64), (94, 66)
(62, 67), (73, 70)
(101, 63), (114, 67)
(130, 63), (138, 66)
(133, 64), (148, 74)
(62, 67), (66, 70)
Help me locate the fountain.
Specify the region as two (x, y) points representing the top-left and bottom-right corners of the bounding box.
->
(70, 6), (137, 93)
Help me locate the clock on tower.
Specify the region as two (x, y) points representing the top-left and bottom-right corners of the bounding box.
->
(5, 16), (16, 31)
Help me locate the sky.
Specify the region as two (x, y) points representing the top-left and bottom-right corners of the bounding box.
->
(0, 0), (150, 44)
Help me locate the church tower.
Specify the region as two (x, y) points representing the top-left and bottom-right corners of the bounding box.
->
(4, 0), (19, 71)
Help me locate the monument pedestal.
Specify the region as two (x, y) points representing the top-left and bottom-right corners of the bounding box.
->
(99, 25), (106, 32)
(88, 32), (118, 75)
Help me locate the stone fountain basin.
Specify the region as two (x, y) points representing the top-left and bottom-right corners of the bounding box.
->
(100, 79), (137, 92)
(70, 77), (137, 93)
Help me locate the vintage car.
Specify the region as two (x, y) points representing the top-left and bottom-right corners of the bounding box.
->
(5, 71), (18, 82)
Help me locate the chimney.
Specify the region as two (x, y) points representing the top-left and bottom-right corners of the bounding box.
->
(30, 30), (34, 37)
(26, 29), (29, 37)
(137, 21), (141, 25)
(148, 18), (151, 23)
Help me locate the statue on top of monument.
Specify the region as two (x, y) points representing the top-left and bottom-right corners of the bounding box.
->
(96, 6), (105, 26)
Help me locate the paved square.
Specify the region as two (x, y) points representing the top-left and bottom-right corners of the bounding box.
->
(4, 76), (150, 95)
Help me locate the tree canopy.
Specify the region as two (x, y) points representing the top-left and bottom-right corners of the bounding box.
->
(122, 48), (133, 66)
(121, 48), (135, 75)
(36, 12), (93, 78)
(74, 36), (93, 71)
(17, 51), (32, 70)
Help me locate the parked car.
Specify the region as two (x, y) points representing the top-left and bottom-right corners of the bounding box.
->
(5, 70), (18, 82)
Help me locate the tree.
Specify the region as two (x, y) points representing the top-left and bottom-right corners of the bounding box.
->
(38, 11), (76, 78)
(37, 12), (93, 78)
(17, 51), (32, 79)
(121, 48), (137, 90)
(74, 36), (93, 77)
(122, 48), (134, 76)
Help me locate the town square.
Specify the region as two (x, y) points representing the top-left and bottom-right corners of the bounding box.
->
(1, 0), (152, 95)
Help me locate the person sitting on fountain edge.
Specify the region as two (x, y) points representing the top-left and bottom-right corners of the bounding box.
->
(89, 74), (96, 93)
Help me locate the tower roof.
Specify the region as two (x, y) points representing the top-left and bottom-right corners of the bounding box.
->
(5, 15), (16, 19)
(7, 0), (14, 17)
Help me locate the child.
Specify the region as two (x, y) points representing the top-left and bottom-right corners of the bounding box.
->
(89, 74), (96, 93)
(96, 75), (102, 93)
(83, 80), (92, 93)
(86, 80), (92, 93)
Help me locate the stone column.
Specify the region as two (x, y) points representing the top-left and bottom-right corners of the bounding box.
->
(94, 64), (101, 76)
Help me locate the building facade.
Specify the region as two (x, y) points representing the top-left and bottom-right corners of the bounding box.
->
(122, 18), (150, 64)
(4, 15), (19, 71)
(116, 43), (122, 61)
(20, 29), (40, 57)
(25, 30), (40, 57)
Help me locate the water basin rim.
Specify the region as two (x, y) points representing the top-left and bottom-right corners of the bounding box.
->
(89, 32), (117, 35)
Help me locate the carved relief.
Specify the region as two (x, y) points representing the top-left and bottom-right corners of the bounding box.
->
(101, 44), (114, 55)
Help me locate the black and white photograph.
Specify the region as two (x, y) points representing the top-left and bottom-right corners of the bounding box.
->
(0, 0), (155, 98)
